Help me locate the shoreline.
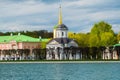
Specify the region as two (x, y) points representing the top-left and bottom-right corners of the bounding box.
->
(0, 61), (120, 64)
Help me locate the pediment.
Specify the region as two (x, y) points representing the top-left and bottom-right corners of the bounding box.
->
(48, 40), (59, 45)
(68, 40), (78, 47)
(70, 40), (76, 44)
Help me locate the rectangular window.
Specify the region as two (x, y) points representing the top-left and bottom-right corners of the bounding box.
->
(62, 32), (64, 36)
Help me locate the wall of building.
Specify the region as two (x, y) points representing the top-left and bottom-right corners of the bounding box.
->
(56, 29), (68, 38)
(0, 41), (41, 60)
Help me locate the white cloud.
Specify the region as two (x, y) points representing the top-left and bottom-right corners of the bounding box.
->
(112, 24), (120, 33)
(0, 0), (58, 18)
(0, 23), (52, 32)
(0, 0), (120, 33)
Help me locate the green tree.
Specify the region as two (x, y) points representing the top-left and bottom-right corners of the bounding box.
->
(89, 34), (100, 47)
(90, 21), (116, 47)
(100, 32), (116, 46)
(91, 21), (113, 34)
(117, 32), (120, 43)
(68, 32), (89, 47)
(41, 42), (47, 49)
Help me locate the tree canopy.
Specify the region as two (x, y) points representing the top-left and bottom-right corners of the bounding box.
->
(68, 32), (89, 47)
(117, 32), (120, 42)
(90, 21), (116, 47)
(68, 21), (117, 47)
(91, 21), (114, 34)
(0, 30), (53, 38)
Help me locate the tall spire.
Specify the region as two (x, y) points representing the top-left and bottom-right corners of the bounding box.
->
(58, 4), (62, 25)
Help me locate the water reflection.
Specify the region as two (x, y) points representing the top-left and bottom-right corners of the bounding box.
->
(0, 63), (120, 80)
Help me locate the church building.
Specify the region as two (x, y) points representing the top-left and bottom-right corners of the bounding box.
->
(46, 5), (79, 60)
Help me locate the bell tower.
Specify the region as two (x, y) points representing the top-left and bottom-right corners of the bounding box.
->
(53, 4), (68, 38)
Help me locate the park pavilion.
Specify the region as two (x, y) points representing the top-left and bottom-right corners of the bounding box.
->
(102, 41), (120, 60)
(46, 5), (82, 60)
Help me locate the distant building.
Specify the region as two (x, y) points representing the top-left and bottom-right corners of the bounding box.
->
(46, 5), (79, 60)
(0, 33), (48, 60)
(112, 41), (120, 59)
(102, 47), (112, 59)
(102, 41), (120, 60)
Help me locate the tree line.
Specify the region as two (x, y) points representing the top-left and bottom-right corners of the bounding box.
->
(0, 30), (53, 38)
(69, 21), (120, 47)
(0, 21), (120, 47)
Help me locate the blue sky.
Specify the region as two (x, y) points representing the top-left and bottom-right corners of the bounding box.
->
(0, 0), (120, 33)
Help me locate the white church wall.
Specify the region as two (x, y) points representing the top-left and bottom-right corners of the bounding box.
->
(56, 30), (68, 38)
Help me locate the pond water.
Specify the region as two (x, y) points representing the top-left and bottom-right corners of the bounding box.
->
(0, 63), (120, 80)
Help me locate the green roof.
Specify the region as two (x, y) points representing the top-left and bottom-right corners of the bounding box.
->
(0, 34), (49, 43)
(114, 43), (120, 47)
(41, 38), (50, 42)
(54, 25), (58, 29)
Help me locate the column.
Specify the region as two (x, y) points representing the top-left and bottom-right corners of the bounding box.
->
(69, 53), (73, 60)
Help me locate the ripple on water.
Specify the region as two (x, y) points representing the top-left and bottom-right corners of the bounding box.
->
(0, 63), (120, 80)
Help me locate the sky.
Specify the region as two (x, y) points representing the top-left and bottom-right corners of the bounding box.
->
(0, 0), (120, 33)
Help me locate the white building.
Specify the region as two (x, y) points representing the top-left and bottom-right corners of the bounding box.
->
(102, 47), (111, 59)
(46, 5), (79, 60)
(102, 46), (119, 60)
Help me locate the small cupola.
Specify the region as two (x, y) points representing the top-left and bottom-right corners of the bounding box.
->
(56, 24), (68, 30)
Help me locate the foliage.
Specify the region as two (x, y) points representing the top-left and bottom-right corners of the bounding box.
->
(68, 32), (89, 47)
(41, 42), (47, 49)
(0, 30), (53, 38)
(68, 21), (117, 47)
(100, 32), (116, 46)
(90, 21), (116, 47)
(89, 34), (100, 47)
(117, 32), (120, 42)
(91, 21), (113, 34)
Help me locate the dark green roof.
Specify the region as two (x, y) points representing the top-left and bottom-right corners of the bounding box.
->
(0, 34), (50, 43)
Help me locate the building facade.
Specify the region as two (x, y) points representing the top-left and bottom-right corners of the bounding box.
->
(0, 34), (48, 60)
(102, 41), (120, 60)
